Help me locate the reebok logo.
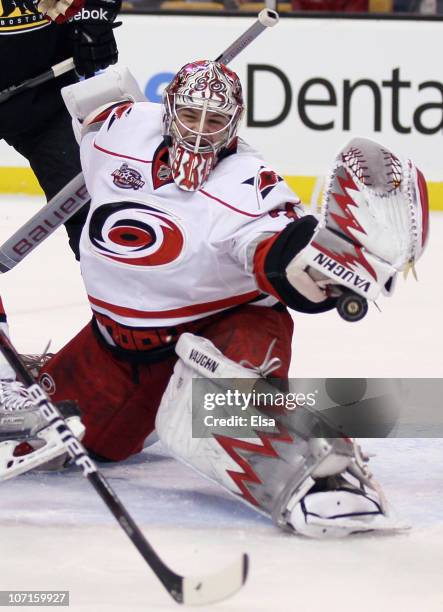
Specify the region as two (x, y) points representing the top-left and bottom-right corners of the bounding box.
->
(71, 8), (109, 21)
(189, 349), (219, 373)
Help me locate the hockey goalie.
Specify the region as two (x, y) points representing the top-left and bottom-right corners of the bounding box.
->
(0, 61), (429, 538)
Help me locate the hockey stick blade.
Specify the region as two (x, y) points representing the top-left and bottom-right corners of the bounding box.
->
(182, 554), (248, 605)
(0, 330), (248, 605)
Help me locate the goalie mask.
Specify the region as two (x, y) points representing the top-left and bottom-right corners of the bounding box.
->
(163, 60), (244, 191)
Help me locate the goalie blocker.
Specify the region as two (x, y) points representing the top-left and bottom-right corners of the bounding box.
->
(157, 333), (406, 538)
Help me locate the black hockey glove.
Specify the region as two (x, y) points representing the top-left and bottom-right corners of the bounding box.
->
(70, 0), (122, 78)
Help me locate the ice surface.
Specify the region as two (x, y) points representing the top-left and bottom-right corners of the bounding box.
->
(0, 197), (442, 611)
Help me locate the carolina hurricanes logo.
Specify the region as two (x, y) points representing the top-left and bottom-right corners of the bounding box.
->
(88, 201), (185, 267)
(39, 373), (56, 395)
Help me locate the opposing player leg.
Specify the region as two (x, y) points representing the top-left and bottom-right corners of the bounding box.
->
(4, 108), (89, 260)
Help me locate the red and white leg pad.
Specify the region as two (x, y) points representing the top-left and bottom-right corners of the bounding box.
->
(156, 333), (406, 538)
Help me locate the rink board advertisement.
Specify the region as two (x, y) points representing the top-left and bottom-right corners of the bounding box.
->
(2, 15), (443, 209)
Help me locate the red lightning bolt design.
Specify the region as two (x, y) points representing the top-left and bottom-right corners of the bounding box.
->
(213, 425), (293, 507)
(314, 169), (377, 280)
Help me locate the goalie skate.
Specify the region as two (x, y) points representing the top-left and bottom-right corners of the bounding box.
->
(0, 380), (84, 480)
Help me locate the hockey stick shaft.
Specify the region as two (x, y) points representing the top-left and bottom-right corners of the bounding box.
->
(0, 9), (276, 105)
(0, 58), (75, 104)
(215, 9), (279, 65)
(0, 329), (179, 597)
(0, 172), (88, 273)
(0, 330), (247, 604)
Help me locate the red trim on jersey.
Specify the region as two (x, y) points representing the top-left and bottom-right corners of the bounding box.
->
(199, 190), (262, 218)
(93, 142), (153, 165)
(88, 290), (261, 319)
(253, 233), (284, 301)
(0, 297), (5, 316)
(88, 102), (129, 126)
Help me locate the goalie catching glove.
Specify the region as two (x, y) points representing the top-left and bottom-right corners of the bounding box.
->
(280, 138), (429, 311)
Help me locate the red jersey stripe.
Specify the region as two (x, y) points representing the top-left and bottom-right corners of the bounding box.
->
(88, 290), (262, 319)
(199, 189), (262, 218)
(93, 142), (153, 165)
(253, 233), (283, 301)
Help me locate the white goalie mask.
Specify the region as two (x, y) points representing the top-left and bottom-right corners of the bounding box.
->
(162, 60), (244, 191)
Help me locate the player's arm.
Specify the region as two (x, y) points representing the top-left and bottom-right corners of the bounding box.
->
(229, 174), (337, 313)
(38, 0), (122, 78)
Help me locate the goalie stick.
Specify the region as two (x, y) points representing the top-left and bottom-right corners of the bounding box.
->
(0, 8), (278, 106)
(215, 9), (279, 65)
(0, 9), (279, 273)
(0, 329), (248, 605)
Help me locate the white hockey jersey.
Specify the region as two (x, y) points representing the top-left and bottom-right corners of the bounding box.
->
(79, 102), (305, 331)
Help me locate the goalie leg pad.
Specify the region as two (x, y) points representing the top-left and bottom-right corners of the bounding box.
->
(157, 334), (401, 538)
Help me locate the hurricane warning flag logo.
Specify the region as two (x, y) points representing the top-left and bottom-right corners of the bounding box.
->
(0, 0), (50, 33)
(88, 201), (185, 267)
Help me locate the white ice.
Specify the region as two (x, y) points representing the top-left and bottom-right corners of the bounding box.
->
(0, 197), (442, 612)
